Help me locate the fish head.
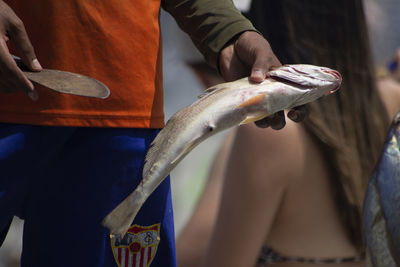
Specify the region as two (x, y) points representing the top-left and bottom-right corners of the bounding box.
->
(268, 64), (342, 97)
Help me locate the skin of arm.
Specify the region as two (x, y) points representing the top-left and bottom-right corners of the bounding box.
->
(378, 77), (400, 119)
(390, 48), (400, 81)
(377, 48), (400, 118)
(201, 121), (303, 267)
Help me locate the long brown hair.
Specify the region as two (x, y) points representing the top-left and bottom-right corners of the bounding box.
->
(246, 0), (389, 250)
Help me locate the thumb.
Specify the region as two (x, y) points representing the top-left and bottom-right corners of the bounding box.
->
(8, 19), (42, 71)
(250, 50), (281, 84)
(250, 66), (267, 83)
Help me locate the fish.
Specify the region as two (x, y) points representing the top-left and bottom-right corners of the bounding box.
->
(102, 64), (342, 236)
(363, 112), (400, 267)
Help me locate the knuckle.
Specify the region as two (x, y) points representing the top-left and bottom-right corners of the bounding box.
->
(271, 120), (286, 130)
(255, 118), (270, 128)
(20, 41), (34, 55)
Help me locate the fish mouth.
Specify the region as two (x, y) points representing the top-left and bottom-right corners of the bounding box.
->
(268, 75), (311, 90)
(324, 85), (340, 95)
(322, 70), (342, 94)
(325, 69), (342, 80)
(321, 69), (342, 83)
(330, 85), (340, 93)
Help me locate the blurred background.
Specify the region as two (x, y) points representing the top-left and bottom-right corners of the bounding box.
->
(0, 0), (398, 266)
(165, 0), (400, 241)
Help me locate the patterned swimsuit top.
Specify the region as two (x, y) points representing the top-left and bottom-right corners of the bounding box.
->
(258, 245), (365, 265)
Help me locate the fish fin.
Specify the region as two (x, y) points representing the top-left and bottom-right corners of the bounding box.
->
(237, 93), (267, 108)
(102, 188), (146, 237)
(146, 135), (162, 161)
(198, 85), (229, 99)
(204, 84), (225, 93)
(239, 114), (268, 125)
(198, 91), (214, 99)
(170, 142), (197, 165)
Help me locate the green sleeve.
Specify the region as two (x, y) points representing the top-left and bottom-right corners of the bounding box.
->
(162, 0), (257, 68)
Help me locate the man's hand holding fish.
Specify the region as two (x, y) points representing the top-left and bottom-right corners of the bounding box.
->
(219, 31), (309, 129)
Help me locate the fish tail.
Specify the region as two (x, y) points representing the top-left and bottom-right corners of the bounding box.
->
(102, 186), (146, 237)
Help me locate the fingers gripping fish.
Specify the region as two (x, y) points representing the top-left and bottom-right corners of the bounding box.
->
(102, 64), (342, 236)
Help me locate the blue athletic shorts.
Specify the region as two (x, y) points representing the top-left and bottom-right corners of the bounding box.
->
(0, 124), (176, 267)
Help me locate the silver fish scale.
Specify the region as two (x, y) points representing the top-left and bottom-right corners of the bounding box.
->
(102, 64), (342, 236)
(363, 112), (400, 267)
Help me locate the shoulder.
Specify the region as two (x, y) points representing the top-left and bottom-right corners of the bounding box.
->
(230, 119), (306, 187)
(377, 77), (400, 119)
(236, 120), (303, 156)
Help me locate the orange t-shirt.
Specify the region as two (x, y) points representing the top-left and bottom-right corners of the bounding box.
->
(1, 0), (164, 128)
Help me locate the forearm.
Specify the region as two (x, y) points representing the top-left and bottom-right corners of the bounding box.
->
(177, 131), (236, 267)
(162, 0), (256, 68)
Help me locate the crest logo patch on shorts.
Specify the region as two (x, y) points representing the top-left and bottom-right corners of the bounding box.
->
(110, 224), (160, 267)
